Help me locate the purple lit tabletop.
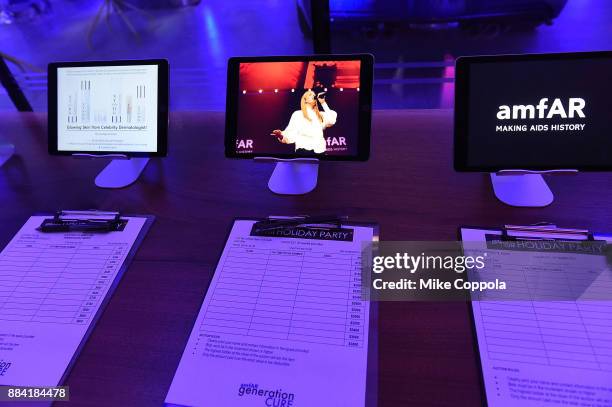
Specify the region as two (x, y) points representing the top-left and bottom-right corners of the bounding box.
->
(1, 111), (612, 406)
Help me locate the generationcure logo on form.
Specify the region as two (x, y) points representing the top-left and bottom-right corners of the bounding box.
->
(238, 383), (295, 406)
(0, 360), (11, 376)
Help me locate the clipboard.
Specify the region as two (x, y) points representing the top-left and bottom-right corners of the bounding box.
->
(256, 216), (380, 407)
(165, 216), (379, 407)
(459, 224), (612, 407)
(252, 216), (380, 407)
(56, 211), (154, 386)
(255, 216), (379, 407)
(0, 210), (154, 392)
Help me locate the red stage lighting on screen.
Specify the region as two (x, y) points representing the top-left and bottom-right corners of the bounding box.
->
(239, 60), (360, 92)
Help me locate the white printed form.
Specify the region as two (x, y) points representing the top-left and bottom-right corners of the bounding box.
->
(462, 228), (612, 407)
(0, 216), (146, 386)
(165, 220), (374, 407)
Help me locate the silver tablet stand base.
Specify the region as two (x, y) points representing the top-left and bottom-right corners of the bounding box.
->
(73, 154), (150, 189)
(255, 157), (319, 195)
(490, 170), (577, 208)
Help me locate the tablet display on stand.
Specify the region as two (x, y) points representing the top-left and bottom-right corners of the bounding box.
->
(225, 54), (373, 194)
(455, 51), (612, 207)
(48, 59), (169, 188)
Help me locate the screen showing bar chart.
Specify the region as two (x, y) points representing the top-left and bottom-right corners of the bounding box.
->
(57, 64), (159, 153)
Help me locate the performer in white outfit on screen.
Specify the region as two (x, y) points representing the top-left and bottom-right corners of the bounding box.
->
(271, 89), (337, 155)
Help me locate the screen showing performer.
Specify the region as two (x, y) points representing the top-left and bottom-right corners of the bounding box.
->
(234, 60), (362, 156)
(271, 89), (336, 155)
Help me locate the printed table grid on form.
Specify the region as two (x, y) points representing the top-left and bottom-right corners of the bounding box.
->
(469, 246), (612, 373)
(477, 301), (612, 372)
(199, 243), (366, 348)
(0, 237), (127, 325)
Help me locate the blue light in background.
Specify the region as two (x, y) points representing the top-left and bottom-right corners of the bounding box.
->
(202, 5), (223, 63)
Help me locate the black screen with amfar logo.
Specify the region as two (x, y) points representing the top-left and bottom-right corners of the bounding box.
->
(460, 55), (612, 170)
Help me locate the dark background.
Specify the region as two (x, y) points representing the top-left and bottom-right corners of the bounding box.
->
(2, 0), (612, 111)
(466, 57), (612, 169)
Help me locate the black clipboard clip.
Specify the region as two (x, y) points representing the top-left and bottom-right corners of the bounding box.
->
(501, 223), (595, 241)
(252, 215), (348, 233)
(38, 210), (128, 233)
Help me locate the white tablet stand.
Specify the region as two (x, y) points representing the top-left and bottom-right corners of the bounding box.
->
(73, 154), (150, 189)
(0, 142), (15, 167)
(490, 170), (577, 207)
(254, 157), (319, 195)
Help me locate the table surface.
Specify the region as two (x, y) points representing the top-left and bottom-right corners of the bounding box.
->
(1, 110), (611, 406)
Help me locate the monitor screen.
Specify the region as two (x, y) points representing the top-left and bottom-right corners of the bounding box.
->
(225, 55), (373, 161)
(455, 52), (612, 171)
(49, 60), (168, 156)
